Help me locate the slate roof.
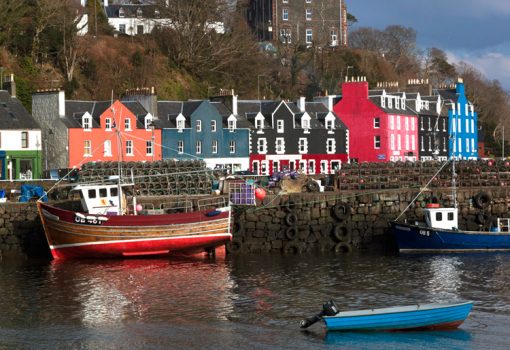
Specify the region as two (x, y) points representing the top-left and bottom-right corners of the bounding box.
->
(434, 88), (458, 102)
(369, 96), (417, 116)
(304, 102), (347, 129)
(0, 91), (40, 130)
(63, 100), (148, 129)
(105, 4), (160, 19)
(154, 101), (199, 129)
(210, 102), (252, 129)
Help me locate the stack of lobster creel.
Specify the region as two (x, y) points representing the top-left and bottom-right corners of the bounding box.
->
(78, 160), (214, 196)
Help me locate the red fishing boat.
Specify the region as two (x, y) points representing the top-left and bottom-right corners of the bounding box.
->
(37, 182), (233, 259)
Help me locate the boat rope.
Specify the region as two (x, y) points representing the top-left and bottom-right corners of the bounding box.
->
(394, 159), (451, 222)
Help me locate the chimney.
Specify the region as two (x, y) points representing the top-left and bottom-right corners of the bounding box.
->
(328, 95), (334, 112)
(58, 90), (65, 118)
(3, 74), (16, 98)
(232, 94), (238, 116)
(297, 96), (306, 112)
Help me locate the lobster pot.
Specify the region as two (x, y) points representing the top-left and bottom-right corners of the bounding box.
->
(229, 181), (256, 206)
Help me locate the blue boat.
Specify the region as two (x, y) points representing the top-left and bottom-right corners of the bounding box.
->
(391, 204), (510, 253)
(300, 300), (473, 331)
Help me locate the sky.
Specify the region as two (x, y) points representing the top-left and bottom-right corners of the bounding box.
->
(347, 0), (510, 90)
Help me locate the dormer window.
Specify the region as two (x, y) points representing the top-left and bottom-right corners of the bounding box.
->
(302, 115), (311, 132)
(401, 98), (406, 109)
(176, 115), (185, 132)
(137, 8), (143, 18)
(388, 98), (393, 109)
(381, 96), (386, 108)
(119, 8), (125, 18)
(105, 118), (112, 130)
(211, 120), (217, 132)
(326, 119), (334, 131)
(196, 120), (202, 132)
(154, 9), (160, 18)
(145, 117), (153, 130)
(395, 99), (400, 109)
(255, 116), (264, 131)
(228, 116), (237, 132)
(277, 120), (284, 133)
(83, 115), (92, 130)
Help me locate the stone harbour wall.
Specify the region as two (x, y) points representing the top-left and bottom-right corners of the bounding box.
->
(0, 186), (509, 259)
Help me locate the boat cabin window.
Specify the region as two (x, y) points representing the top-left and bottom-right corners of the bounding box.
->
(99, 188), (107, 198)
(436, 212), (442, 221)
(88, 189), (96, 198)
(110, 188), (118, 197)
(448, 212), (454, 221)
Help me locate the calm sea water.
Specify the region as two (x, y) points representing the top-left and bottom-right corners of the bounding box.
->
(0, 250), (509, 350)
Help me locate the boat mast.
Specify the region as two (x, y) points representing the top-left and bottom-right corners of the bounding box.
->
(112, 93), (123, 215)
(451, 99), (457, 209)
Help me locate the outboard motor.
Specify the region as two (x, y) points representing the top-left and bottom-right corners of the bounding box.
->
(300, 300), (340, 329)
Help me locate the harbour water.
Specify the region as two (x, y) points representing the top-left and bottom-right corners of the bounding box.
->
(1, 250), (509, 349)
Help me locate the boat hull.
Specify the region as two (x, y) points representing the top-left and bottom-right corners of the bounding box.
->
(323, 302), (473, 331)
(37, 202), (232, 259)
(391, 222), (510, 253)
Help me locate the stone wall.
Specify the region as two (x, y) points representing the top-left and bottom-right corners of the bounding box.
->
(0, 187), (509, 259)
(228, 186), (510, 254)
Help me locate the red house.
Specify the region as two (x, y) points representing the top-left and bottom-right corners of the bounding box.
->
(333, 81), (419, 163)
(68, 100), (161, 168)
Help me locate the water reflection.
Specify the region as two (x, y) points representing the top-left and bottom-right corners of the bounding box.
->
(426, 256), (463, 302)
(47, 254), (238, 327)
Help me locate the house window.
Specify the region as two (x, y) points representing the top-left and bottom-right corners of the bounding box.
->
(306, 29), (313, 44)
(396, 116), (400, 130)
(428, 117), (431, 131)
(302, 118), (310, 131)
(326, 118), (334, 131)
(381, 97), (386, 108)
(374, 136), (381, 149)
(146, 141), (153, 156)
(421, 136), (425, 151)
(178, 140), (184, 154)
(257, 138), (267, 153)
(443, 137), (447, 152)
(126, 140), (133, 155)
(428, 136), (432, 151)
(458, 118), (461, 132)
(84, 140), (91, 156)
(305, 9), (312, 20)
(229, 140), (236, 153)
(104, 140), (112, 157)
(471, 120), (474, 134)
(21, 131), (29, 148)
(390, 115), (394, 130)
(137, 25), (144, 35)
(397, 135), (401, 150)
(420, 118), (424, 130)
(396, 99), (400, 109)
(196, 140), (202, 154)
(275, 138), (285, 153)
(282, 8), (289, 21)
(388, 98), (392, 109)
(390, 134), (395, 150)
(443, 119), (446, 132)
(466, 119), (469, 133)
(326, 138), (335, 153)
(374, 118), (380, 128)
(137, 8), (143, 18)
(471, 138), (475, 153)
(255, 117), (264, 131)
(119, 24), (126, 33)
(405, 117), (409, 131)
(277, 120), (284, 133)
(321, 160), (328, 174)
(124, 118), (131, 130)
(211, 120), (217, 132)
(105, 118), (112, 130)
(411, 118), (415, 131)
(280, 28), (292, 43)
(405, 135), (409, 150)
(83, 116), (91, 130)
(330, 28), (338, 45)
(196, 120), (202, 132)
(228, 118), (236, 132)
(212, 140), (218, 154)
(299, 138), (308, 153)
(466, 138), (470, 152)
(308, 160), (316, 174)
(412, 135), (416, 151)
(119, 8), (125, 17)
(306, 0), (312, 3)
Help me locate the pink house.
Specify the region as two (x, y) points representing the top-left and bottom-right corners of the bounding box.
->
(333, 82), (419, 163)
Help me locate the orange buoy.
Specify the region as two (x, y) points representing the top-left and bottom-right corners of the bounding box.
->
(425, 203), (440, 208)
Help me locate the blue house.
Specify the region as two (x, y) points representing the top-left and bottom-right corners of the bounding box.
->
(156, 98), (251, 172)
(436, 79), (478, 160)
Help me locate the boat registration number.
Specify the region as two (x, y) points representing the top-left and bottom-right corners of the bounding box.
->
(74, 214), (108, 225)
(419, 229), (431, 237)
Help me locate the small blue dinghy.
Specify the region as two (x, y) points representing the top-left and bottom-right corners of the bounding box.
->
(300, 300), (473, 331)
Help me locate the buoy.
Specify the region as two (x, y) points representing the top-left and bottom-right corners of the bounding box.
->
(255, 188), (266, 200)
(136, 204), (143, 212)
